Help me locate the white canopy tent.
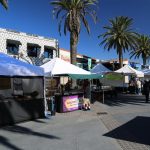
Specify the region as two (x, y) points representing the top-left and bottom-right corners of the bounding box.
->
(90, 63), (111, 74)
(0, 52), (44, 76)
(41, 57), (91, 76)
(141, 69), (150, 78)
(40, 58), (103, 79)
(115, 64), (144, 77)
(141, 69), (150, 74)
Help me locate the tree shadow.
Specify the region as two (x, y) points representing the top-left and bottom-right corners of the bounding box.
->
(3, 125), (61, 140)
(0, 124), (61, 150)
(103, 116), (150, 146)
(0, 135), (22, 150)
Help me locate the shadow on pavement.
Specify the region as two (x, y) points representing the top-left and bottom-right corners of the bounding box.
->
(103, 94), (148, 106)
(32, 119), (48, 123)
(0, 135), (22, 150)
(3, 125), (61, 140)
(0, 124), (61, 150)
(104, 116), (150, 146)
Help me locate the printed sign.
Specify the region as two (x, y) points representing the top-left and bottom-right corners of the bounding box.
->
(62, 95), (79, 112)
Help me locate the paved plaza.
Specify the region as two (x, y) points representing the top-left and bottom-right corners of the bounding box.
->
(0, 94), (150, 150)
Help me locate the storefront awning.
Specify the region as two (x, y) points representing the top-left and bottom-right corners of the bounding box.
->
(7, 39), (22, 45)
(27, 43), (41, 48)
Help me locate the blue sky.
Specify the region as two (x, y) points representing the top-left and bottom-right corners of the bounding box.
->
(0, 0), (150, 64)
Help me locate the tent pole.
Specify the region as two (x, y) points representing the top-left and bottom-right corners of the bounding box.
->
(90, 79), (92, 103)
(43, 77), (48, 117)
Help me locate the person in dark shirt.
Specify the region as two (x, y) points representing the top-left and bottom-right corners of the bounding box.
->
(143, 80), (150, 103)
(65, 80), (71, 92)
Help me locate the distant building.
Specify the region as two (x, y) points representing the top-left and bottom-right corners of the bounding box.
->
(59, 48), (96, 71)
(99, 58), (143, 71)
(0, 28), (59, 65)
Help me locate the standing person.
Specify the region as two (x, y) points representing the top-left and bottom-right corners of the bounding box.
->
(143, 80), (150, 103)
(82, 79), (91, 110)
(136, 78), (142, 95)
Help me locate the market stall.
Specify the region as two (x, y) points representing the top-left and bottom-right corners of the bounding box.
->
(41, 58), (102, 113)
(114, 64), (144, 93)
(90, 63), (111, 74)
(0, 52), (45, 126)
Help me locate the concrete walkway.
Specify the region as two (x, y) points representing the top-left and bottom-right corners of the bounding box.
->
(0, 105), (122, 150)
(0, 93), (150, 150)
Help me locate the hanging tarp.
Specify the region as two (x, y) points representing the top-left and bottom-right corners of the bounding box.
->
(104, 73), (123, 80)
(68, 74), (103, 79)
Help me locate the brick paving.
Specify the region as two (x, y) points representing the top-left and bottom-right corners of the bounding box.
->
(99, 114), (150, 150)
(92, 94), (150, 150)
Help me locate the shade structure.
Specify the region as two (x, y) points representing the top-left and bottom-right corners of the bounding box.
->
(142, 69), (150, 76)
(90, 63), (111, 74)
(40, 58), (103, 79)
(115, 64), (144, 77)
(69, 74), (103, 79)
(41, 58), (91, 76)
(0, 52), (44, 76)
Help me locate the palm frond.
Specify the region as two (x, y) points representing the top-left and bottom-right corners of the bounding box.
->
(0, 0), (8, 9)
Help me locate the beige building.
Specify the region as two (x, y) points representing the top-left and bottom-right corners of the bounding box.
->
(59, 48), (83, 63)
(59, 48), (96, 70)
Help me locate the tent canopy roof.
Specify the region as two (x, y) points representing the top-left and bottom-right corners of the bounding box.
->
(115, 64), (144, 77)
(90, 63), (111, 74)
(41, 58), (91, 77)
(0, 52), (44, 76)
(141, 69), (150, 76)
(41, 58), (103, 79)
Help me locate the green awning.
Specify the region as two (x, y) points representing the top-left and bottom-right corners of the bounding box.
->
(104, 73), (123, 80)
(68, 74), (103, 79)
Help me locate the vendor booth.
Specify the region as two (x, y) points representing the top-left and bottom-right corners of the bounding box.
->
(142, 69), (150, 79)
(0, 53), (45, 126)
(115, 64), (144, 77)
(90, 63), (111, 74)
(41, 58), (102, 113)
(114, 65), (144, 93)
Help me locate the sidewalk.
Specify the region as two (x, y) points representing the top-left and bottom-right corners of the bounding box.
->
(1, 93), (150, 150)
(0, 103), (122, 150)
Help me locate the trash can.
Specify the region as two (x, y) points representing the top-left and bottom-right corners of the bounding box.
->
(49, 96), (56, 116)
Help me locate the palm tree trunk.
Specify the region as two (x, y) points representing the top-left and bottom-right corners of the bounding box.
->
(118, 48), (123, 68)
(70, 31), (78, 88)
(70, 32), (78, 65)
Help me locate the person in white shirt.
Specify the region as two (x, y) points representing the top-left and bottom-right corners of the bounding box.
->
(136, 79), (142, 95)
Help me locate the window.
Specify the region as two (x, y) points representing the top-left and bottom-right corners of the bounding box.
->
(27, 44), (40, 57)
(44, 47), (53, 58)
(7, 43), (19, 55)
(6, 39), (21, 55)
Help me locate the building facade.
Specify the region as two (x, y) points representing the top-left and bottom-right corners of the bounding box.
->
(59, 48), (96, 71)
(100, 58), (143, 71)
(0, 28), (59, 65)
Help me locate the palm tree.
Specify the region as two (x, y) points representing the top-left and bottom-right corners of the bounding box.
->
(99, 16), (137, 68)
(0, 0), (8, 9)
(51, 0), (98, 65)
(130, 34), (150, 66)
